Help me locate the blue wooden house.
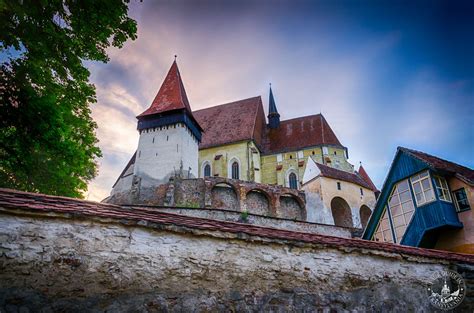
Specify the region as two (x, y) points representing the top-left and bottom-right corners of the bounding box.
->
(363, 147), (474, 252)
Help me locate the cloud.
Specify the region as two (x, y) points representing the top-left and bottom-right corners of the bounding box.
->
(85, 1), (473, 200)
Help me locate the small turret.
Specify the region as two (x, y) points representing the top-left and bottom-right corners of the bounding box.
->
(268, 84), (280, 129)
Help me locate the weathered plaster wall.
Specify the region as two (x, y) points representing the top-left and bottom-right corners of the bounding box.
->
(134, 123), (199, 187)
(145, 207), (354, 238)
(260, 145), (353, 187)
(198, 141), (252, 181)
(302, 176), (376, 228)
(435, 178), (474, 254)
(1, 212), (473, 312)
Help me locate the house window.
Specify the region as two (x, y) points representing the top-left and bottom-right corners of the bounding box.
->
(322, 147), (329, 155)
(334, 151), (337, 155)
(231, 161), (239, 179)
(453, 188), (470, 212)
(277, 154), (283, 162)
(204, 164), (211, 177)
(337, 182), (341, 190)
(289, 173), (298, 189)
(410, 171), (435, 206)
(433, 176), (451, 202)
(373, 207), (394, 243)
(289, 155), (293, 159)
(297, 151), (304, 159)
(360, 188), (363, 196)
(387, 179), (415, 242)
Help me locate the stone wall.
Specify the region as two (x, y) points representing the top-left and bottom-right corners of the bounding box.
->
(0, 199), (473, 312)
(132, 206), (354, 238)
(107, 177), (307, 221)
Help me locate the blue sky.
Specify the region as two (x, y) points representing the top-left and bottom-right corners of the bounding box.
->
(85, 0), (474, 200)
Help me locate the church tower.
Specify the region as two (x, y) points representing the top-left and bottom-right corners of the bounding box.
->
(268, 85), (280, 129)
(133, 60), (202, 187)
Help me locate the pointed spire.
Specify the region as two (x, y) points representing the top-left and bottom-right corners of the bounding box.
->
(268, 84), (280, 129)
(138, 59), (192, 117)
(358, 163), (378, 192)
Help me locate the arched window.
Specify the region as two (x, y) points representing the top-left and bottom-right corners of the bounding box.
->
(204, 164), (211, 177)
(231, 161), (239, 179)
(289, 172), (298, 189)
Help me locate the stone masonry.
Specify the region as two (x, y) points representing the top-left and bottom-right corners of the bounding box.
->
(0, 188), (474, 312)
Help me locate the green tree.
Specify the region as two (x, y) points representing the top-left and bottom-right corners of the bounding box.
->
(0, 1), (137, 197)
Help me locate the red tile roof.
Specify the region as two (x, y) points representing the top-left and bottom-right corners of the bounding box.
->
(262, 114), (343, 154)
(315, 162), (372, 190)
(193, 96), (266, 149)
(357, 164), (378, 192)
(138, 61), (193, 117)
(400, 147), (474, 185)
(0, 188), (472, 263)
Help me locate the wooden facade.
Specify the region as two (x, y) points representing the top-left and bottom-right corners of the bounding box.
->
(363, 147), (465, 249)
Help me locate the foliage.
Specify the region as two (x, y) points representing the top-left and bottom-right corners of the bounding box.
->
(0, 0), (137, 197)
(240, 210), (249, 222)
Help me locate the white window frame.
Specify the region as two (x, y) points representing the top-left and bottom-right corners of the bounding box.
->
(228, 157), (241, 180)
(373, 207), (394, 243)
(386, 179), (415, 243)
(285, 169), (299, 189)
(322, 146), (329, 155)
(433, 176), (451, 202)
(201, 161), (212, 177)
(410, 171), (435, 207)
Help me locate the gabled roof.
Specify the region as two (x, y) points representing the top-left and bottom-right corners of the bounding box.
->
(262, 114), (344, 154)
(310, 161), (372, 190)
(138, 61), (193, 117)
(112, 151), (136, 188)
(362, 147), (473, 242)
(358, 164), (378, 192)
(400, 147), (474, 185)
(193, 96), (266, 149)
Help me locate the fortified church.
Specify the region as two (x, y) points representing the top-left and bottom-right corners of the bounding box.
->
(108, 60), (379, 231)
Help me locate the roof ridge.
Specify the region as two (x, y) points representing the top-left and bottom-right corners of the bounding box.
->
(250, 97), (263, 143)
(278, 113), (323, 124)
(193, 96), (262, 113)
(399, 146), (473, 172)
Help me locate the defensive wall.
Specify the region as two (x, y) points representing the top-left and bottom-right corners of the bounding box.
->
(0, 188), (473, 311)
(106, 177), (307, 221)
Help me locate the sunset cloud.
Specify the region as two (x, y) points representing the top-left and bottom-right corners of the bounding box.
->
(86, 0), (474, 201)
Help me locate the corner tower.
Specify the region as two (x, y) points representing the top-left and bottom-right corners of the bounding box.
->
(268, 85), (280, 129)
(134, 60), (202, 187)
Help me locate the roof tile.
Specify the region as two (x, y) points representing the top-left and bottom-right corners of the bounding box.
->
(262, 114), (343, 154)
(400, 147), (474, 185)
(138, 61), (193, 117)
(0, 188), (472, 264)
(315, 162), (372, 189)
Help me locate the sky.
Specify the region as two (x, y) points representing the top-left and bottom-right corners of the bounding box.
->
(85, 0), (474, 201)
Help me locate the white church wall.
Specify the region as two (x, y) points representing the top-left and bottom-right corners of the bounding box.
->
(134, 123), (199, 187)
